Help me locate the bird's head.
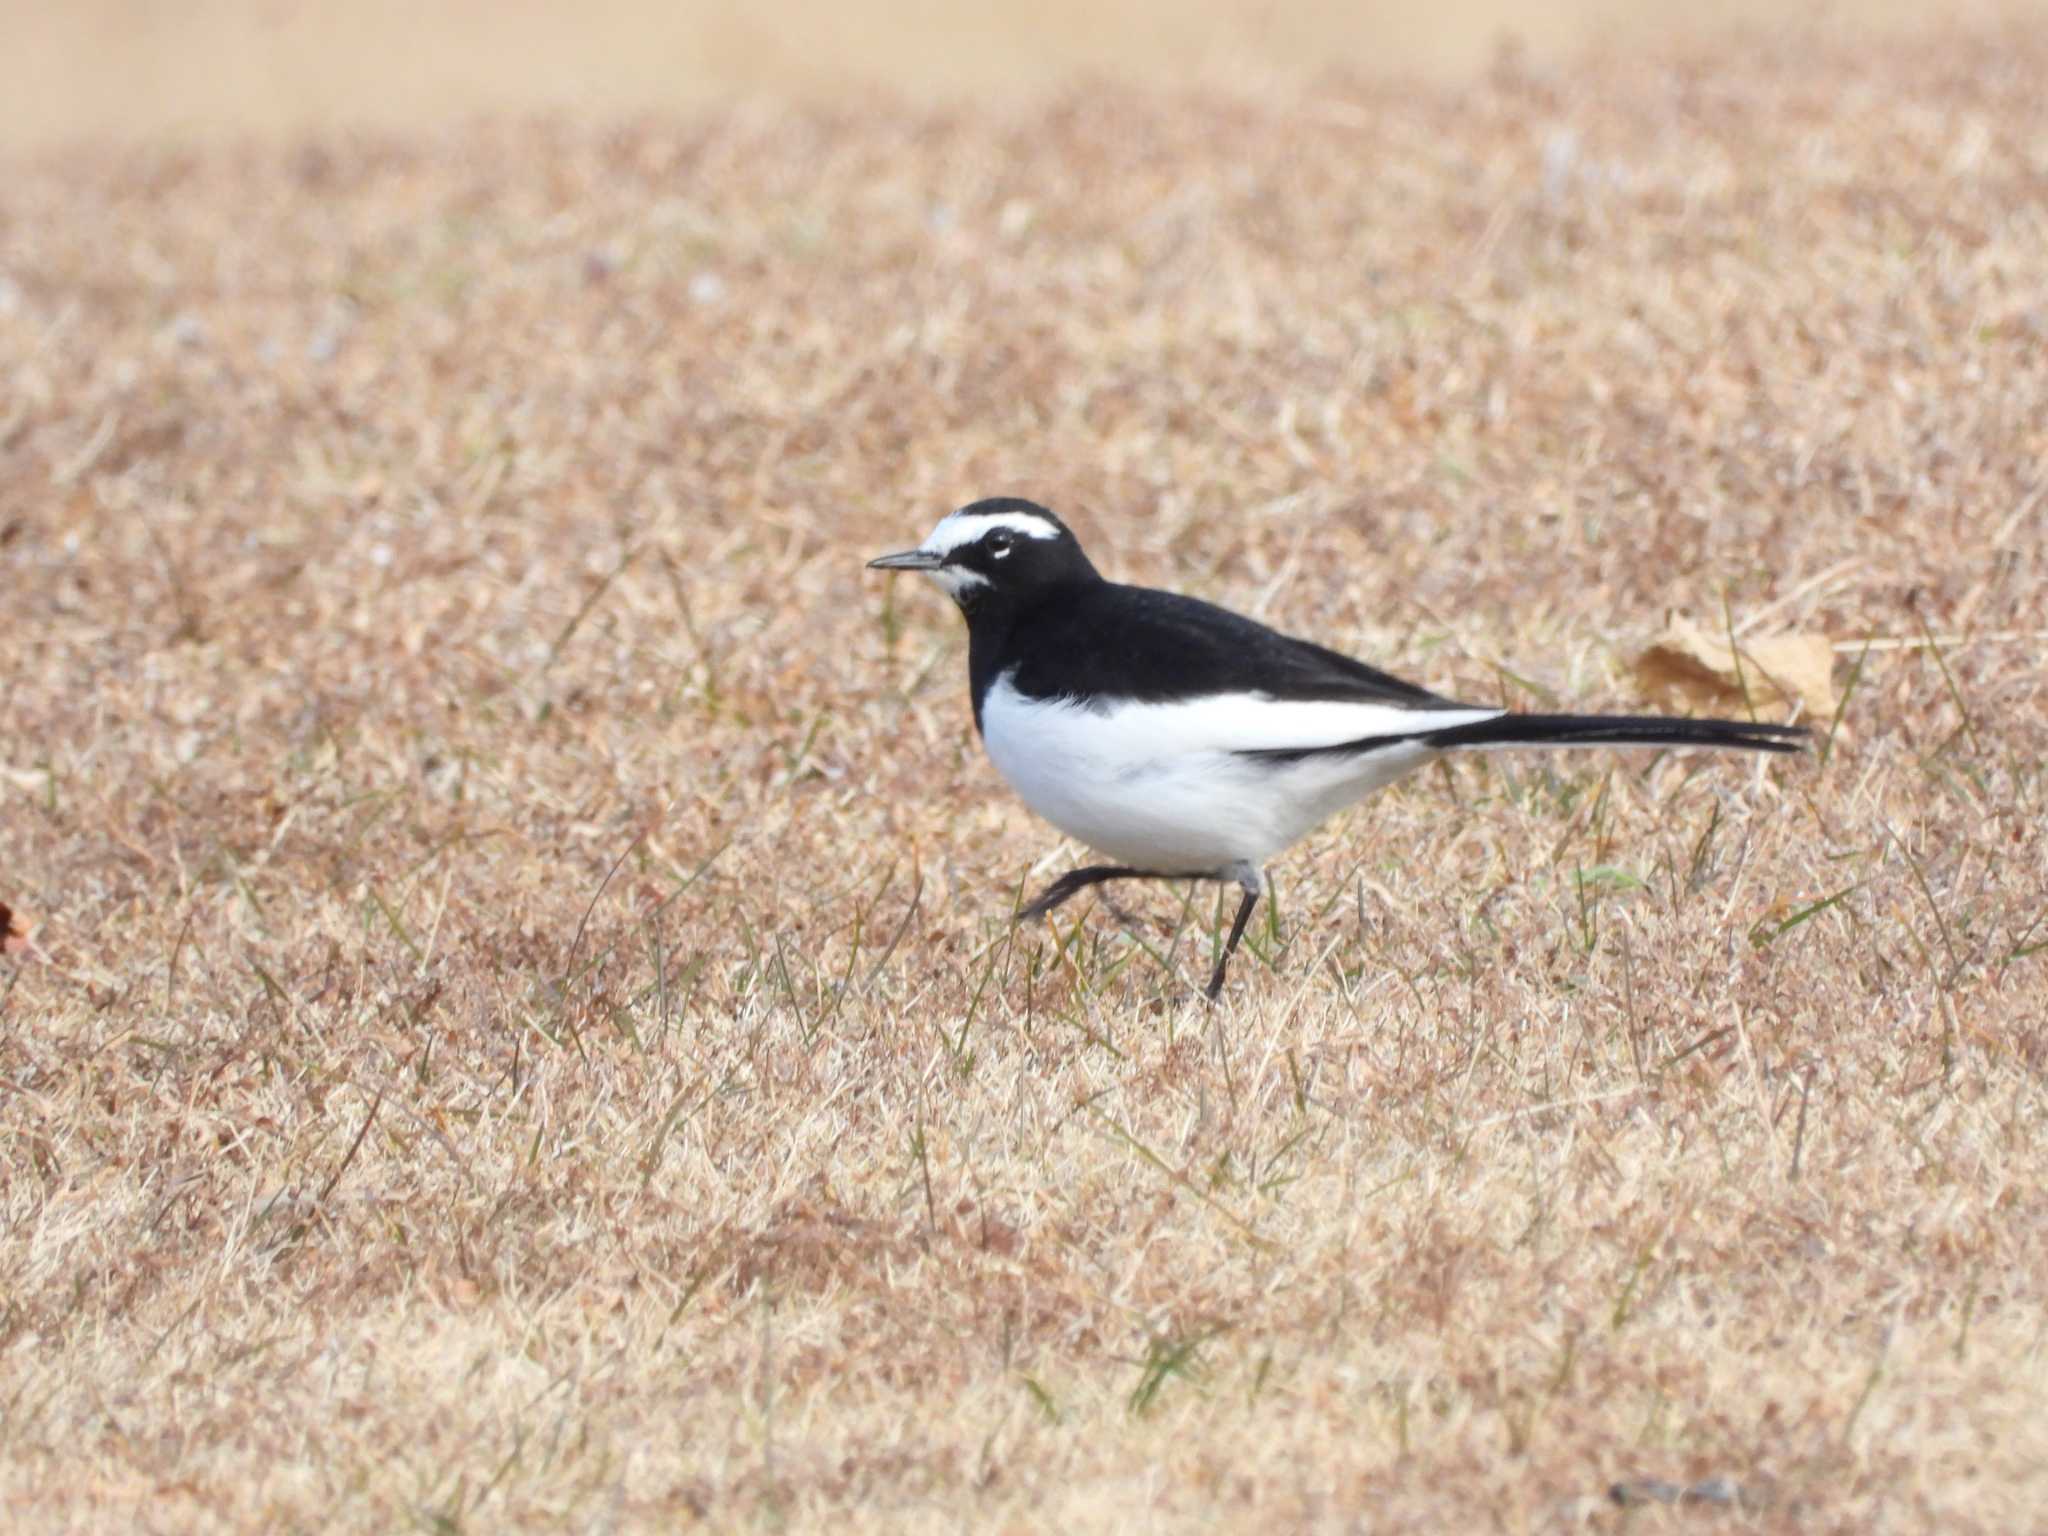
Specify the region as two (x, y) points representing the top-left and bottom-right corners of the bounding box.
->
(867, 497), (1098, 611)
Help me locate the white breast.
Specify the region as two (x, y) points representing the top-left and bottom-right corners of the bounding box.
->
(978, 674), (1499, 873)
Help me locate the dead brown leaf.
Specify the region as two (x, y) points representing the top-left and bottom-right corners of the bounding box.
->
(1633, 619), (1839, 720)
(0, 901), (34, 957)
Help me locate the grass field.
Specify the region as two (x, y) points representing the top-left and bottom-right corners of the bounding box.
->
(4, 11), (2048, 1533)
(4, 0), (2035, 149)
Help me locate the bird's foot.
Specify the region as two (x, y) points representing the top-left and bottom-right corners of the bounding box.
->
(1017, 865), (1153, 922)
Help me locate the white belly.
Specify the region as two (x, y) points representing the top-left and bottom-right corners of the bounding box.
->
(978, 675), (1495, 873)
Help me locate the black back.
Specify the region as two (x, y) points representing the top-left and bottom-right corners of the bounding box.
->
(990, 582), (1454, 714)
(946, 501), (1457, 729)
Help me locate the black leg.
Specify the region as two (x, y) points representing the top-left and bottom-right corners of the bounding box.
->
(1018, 865), (1161, 921)
(1022, 863), (1266, 1001)
(1204, 880), (1262, 1001)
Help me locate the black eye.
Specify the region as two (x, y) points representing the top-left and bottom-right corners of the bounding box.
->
(987, 532), (1015, 557)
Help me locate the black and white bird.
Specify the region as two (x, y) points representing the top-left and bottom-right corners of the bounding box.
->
(869, 498), (1806, 999)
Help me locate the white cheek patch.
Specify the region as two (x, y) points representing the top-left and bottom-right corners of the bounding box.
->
(927, 566), (991, 600)
(918, 508), (1061, 557)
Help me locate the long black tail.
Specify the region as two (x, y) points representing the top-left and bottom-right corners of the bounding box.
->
(1423, 712), (1808, 755)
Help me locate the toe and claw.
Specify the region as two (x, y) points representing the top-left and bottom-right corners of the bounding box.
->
(1019, 863), (1263, 1001)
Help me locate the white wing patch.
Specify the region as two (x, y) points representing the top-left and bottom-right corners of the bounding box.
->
(919, 507), (1063, 557)
(1090, 690), (1502, 756)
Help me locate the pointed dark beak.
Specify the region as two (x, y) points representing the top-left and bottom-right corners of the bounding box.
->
(866, 549), (944, 571)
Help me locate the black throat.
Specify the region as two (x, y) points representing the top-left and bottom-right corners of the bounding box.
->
(901, 498), (1103, 732)
(961, 578), (1094, 733)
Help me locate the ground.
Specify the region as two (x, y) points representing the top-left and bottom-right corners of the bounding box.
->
(2, 11), (2046, 1533)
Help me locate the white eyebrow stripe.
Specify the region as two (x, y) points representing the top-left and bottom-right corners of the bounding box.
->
(919, 509), (1062, 556)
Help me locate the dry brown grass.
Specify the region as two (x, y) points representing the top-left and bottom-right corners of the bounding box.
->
(4, 20), (2048, 1534)
(7, 0), (2041, 149)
